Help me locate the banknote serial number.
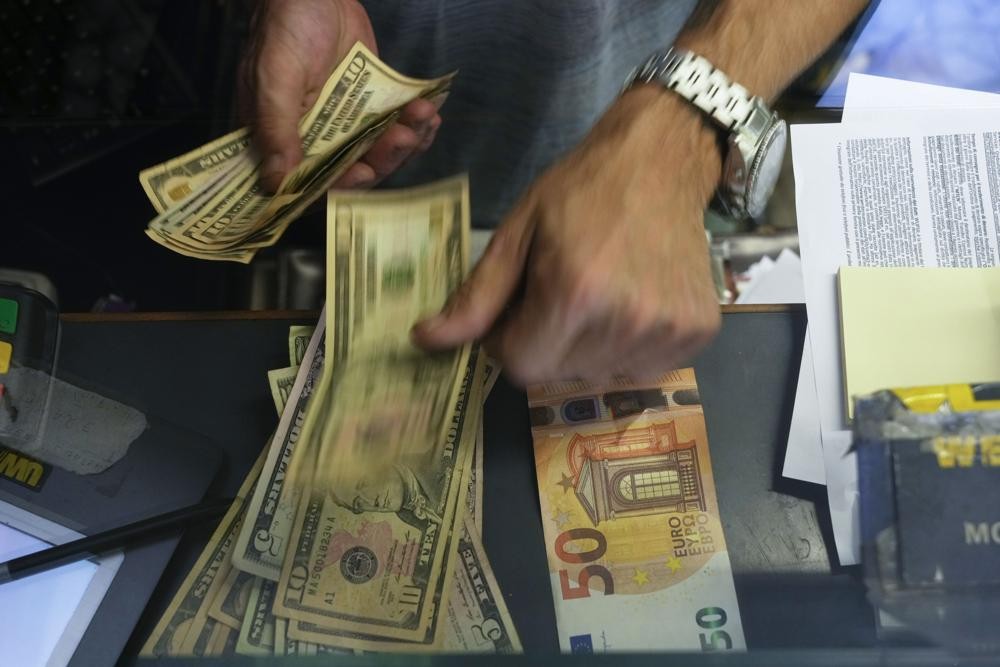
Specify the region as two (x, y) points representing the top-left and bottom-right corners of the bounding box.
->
(696, 607), (733, 651)
(554, 528), (615, 600)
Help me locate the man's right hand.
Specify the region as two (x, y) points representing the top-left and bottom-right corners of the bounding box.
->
(240, 0), (442, 192)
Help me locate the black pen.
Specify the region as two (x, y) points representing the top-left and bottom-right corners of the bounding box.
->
(0, 496), (234, 584)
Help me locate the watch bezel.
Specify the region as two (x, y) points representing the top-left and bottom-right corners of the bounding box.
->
(718, 136), (749, 219)
(742, 116), (787, 219)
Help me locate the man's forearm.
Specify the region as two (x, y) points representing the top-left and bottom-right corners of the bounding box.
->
(675, 0), (870, 102)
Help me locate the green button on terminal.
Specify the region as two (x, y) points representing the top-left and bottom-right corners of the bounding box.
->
(0, 298), (17, 334)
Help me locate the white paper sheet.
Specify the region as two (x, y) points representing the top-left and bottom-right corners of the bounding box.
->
(819, 430), (859, 565)
(843, 73), (1000, 118)
(733, 255), (774, 303)
(792, 77), (1000, 563)
(781, 334), (825, 485)
(0, 503), (123, 667)
(732, 249), (828, 486)
(734, 248), (803, 305)
(781, 74), (1000, 486)
(804, 83), (1000, 432)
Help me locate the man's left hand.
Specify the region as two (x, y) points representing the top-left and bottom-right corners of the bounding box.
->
(411, 86), (724, 385)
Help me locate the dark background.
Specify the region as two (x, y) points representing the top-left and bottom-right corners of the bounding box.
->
(0, 0), (268, 312)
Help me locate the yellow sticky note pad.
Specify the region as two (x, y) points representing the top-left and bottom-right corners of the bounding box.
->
(838, 266), (1000, 419)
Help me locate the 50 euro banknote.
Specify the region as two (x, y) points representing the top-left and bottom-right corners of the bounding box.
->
(528, 369), (745, 652)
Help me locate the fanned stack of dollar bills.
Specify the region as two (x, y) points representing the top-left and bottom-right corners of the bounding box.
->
(138, 42), (453, 264)
(141, 175), (519, 656)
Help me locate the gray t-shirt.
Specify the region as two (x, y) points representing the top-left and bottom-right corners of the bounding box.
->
(363, 1), (698, 228)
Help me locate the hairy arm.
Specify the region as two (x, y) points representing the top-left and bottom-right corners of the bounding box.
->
(612, 0), (872, 220)
(676, 0), (870, 102)
(412, 0), (870, 384)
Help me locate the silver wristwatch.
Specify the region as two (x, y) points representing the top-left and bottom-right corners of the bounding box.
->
(624, 47), (787, 220)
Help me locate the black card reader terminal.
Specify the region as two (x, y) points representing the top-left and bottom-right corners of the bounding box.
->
(0, 282), (59, 449)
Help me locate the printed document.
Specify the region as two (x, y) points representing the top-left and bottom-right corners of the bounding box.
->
(791, 74), (1000, 563)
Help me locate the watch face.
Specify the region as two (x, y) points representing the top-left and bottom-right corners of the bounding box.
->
(746, 119), (787, 218)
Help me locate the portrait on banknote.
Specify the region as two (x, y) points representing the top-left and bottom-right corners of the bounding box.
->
(328, 458), (445, 528)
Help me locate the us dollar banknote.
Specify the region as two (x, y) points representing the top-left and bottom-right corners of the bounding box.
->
(274, 349), (482, 648)
(236, 577), (276, 656)
(138, 127), (251, 214)
(231, 315), (326, 580)
(140, 42), (454, 263)
(288, 325), (315, 366)
(180, 619), (226, 658)
(466, 422), (484, 533)
(279, 508), (518, 655)
(267, 366), (299, 416)
(295, 175), (472, 479)
(271, 177), (475, 647)
(236, 174), (470, 584)
(482, 356), (500, 397)
(177, 532), (248, 652)
(466, 356), (498, 533)
(443, 515), (521, 653)
(528, 369), (745, 652)
(205, 621), (238, 656)
(140, 450), (265, 656)
(271, 176), (470, 525)
(275, 618), (354, 657)
(207, 566), (255, 630)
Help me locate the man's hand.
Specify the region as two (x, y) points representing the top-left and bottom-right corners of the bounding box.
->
(240, 0), (442, 192)
(411, 87), (723, 385)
